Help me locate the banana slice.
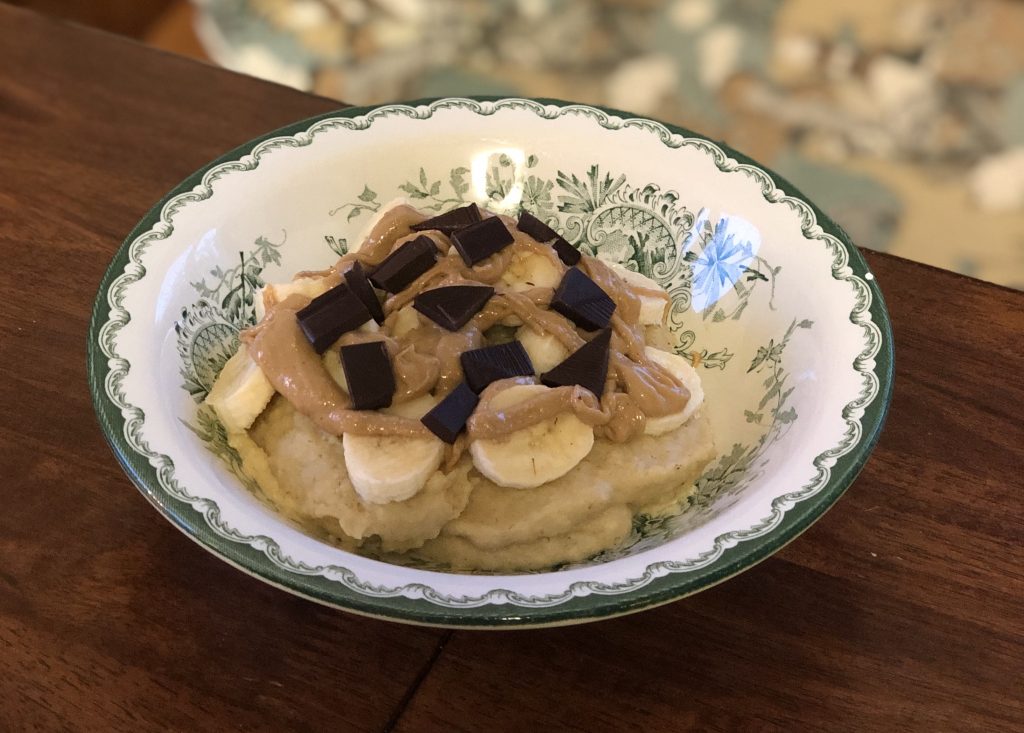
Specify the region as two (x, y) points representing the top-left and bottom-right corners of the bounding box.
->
(343, 433), (444, 504)
(322, 349), (348, 392)
(641, 346), (705, 436)
(390, 305), (421, 339)
(470, 384), (595, 489)
(452, 247), (558, 326)
(604, 261), (670, 326)
(204, 345), (276, 432)
(255, 276), (333, 322)
(499, 251), (562, 292)
(332, 370), (442, 504)
(517, 326), (570, 374)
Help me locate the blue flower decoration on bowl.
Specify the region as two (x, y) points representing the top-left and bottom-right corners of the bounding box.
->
(686, 210), (761, 313)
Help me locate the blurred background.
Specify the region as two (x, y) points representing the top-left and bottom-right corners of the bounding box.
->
(11, 0), (1023, 288)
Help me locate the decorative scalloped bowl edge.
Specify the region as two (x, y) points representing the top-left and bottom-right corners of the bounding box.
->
(88, 97), (893, 627)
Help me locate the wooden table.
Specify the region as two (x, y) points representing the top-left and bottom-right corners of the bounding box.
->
(1, 6), (1021, 731)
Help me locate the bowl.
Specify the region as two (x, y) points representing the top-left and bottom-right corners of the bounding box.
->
(89, 97), (893, 628)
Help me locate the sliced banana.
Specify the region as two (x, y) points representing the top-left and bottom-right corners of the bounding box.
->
(329, 359), (442, 504)
(322, 349), (348, 392)
(255, 275), (333, 322)
(204, 345), (276, 432)
(470, 384), (594, 489)
(499, 251), (561, 292)
(641, 346), (705, 436)
(343, 433), (444, 504)
(390, 305), (421, 339)
(604, 260), (670, 326)
(517, 326), (570, 374)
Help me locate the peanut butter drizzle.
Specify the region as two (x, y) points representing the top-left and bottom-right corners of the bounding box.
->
(400, 321), (483, 397)
(467, 378), (647, 443)
(596, 392), (647, 442)
(472, 290), (568, 336)
(345, 204), (427, 266)
(242, 296), (430, 438)
(467, 378), (605, 440)
(581, 256), (690, 416)
(611, 352), (688, 417)
(247, 205), (691, 443)
(633, 283), (672, 303)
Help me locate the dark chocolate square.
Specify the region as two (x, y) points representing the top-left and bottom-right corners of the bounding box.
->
(296, 284), (372, 354)
(517, 210), (581, 266)
(411, 204), (482, 235)
(550, 268), (616, 331)
(460, 341), (535, 393)
(421, 382), (479, 443)
(450, 217), (515, 266)
(540, 328), (612, 400)
(340, 340), (395, 410)
(368, 235), (439, 293)
(344, 261), (385, 324)
(413, 285), (494, 331)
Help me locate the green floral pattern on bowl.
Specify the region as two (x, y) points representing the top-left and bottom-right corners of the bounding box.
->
(89, 98), (893, 626)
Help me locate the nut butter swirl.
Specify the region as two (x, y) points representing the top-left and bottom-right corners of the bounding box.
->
(243, 203), (691, 443)
(242, 297), (431, 438)
(466, 377), (647, 443)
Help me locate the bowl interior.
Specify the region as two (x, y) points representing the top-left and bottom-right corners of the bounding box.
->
(94, 99), (889, 622)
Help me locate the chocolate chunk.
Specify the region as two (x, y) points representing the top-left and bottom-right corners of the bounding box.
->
(368, 235), (438, 293)
(516, 210), (558, 242)
(421, 382), (479, 443)
(344, 261), (385, 324)
(411, 204), (482, 235)
(551, 238), (582, 267)
(517, 210), (581, 266)
(550, 267), (616, 331)
(540, 328), (612, 400)
(413, 285), (494, 332)
(450, 217), (515, 266)
(339, 340), (395, 410)
(296, 284), (372, 354)
(460, 341), (535, 393)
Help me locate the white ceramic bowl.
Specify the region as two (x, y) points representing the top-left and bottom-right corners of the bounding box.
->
(89, 98), (893, 627)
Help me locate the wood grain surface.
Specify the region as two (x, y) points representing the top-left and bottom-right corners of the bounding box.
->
(393, 254), (1024, 733)
(0, 7), (443, 732)
(0, 5), (1021, 731)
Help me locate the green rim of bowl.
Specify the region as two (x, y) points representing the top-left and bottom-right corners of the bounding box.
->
(87, 96), (894, 628)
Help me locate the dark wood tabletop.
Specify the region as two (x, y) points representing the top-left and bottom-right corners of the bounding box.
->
(1, 5), (1021, 731)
